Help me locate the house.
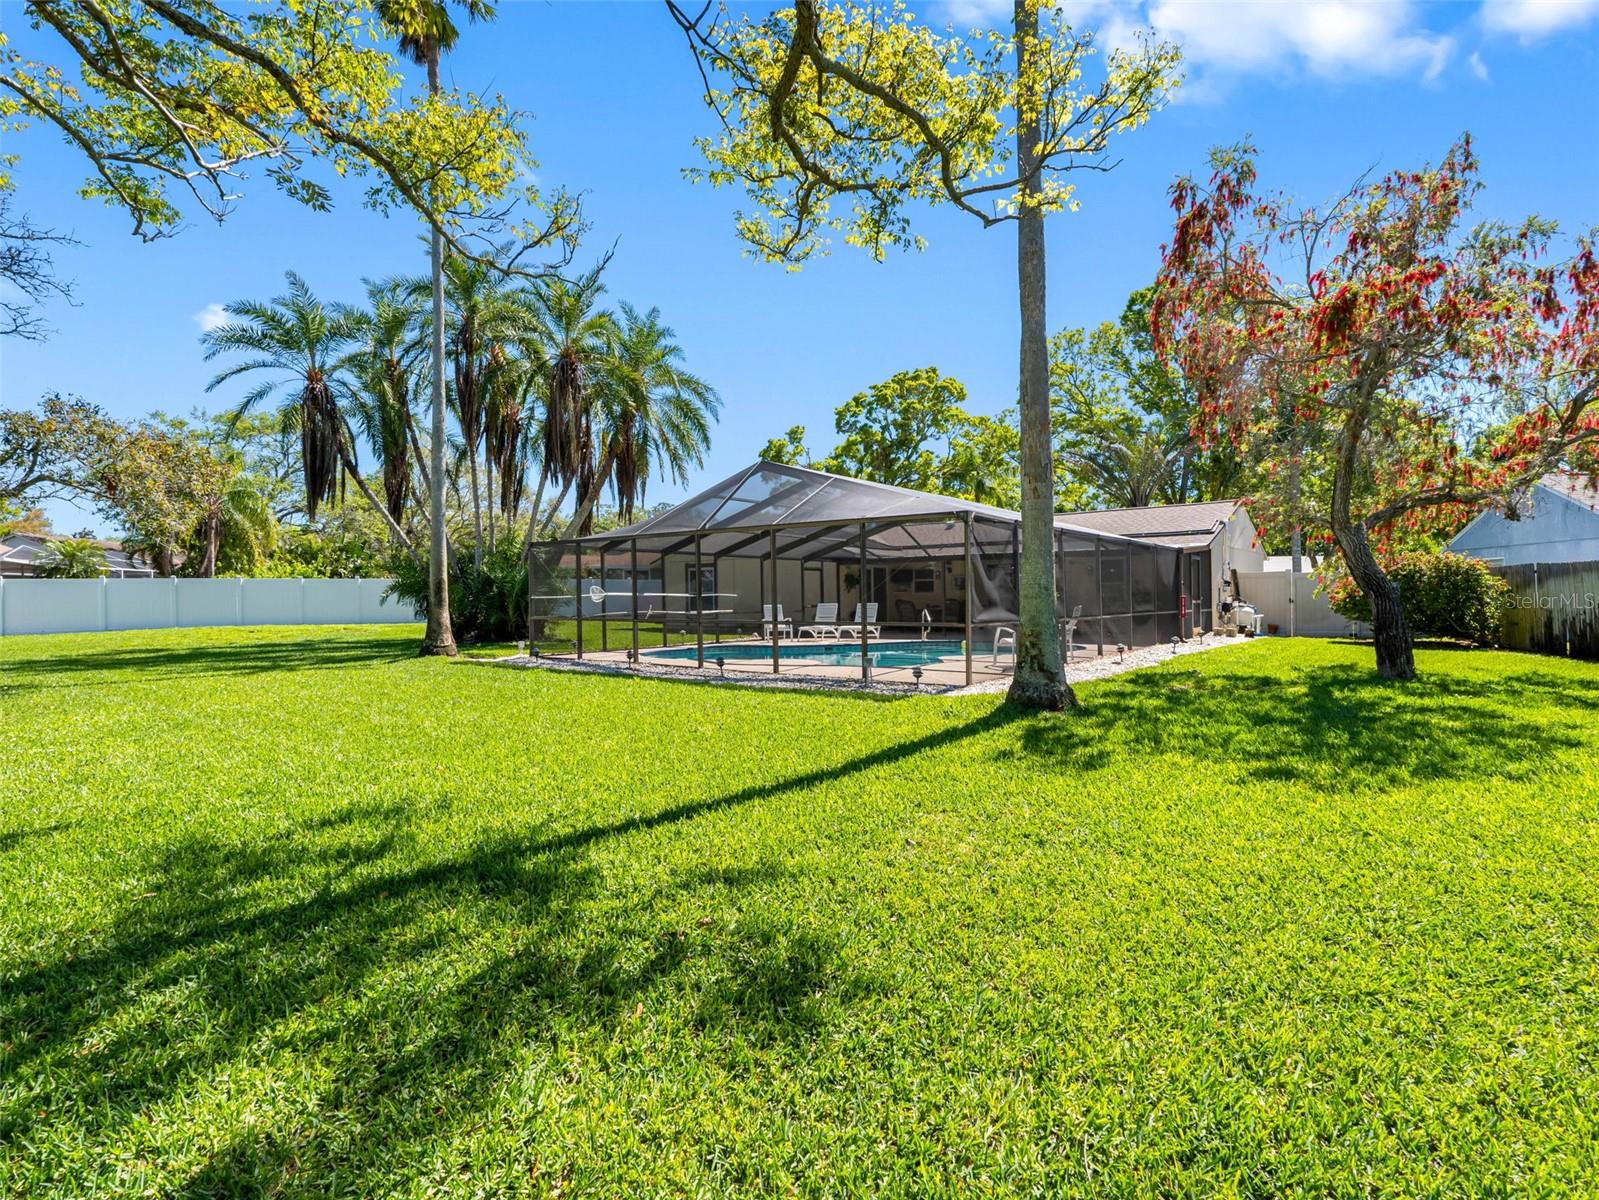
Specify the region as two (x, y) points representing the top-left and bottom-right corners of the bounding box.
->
(0, 532), (156, 578)
(1448, 473), (1599, 565)
(532, 461), (1260, 684)
(1052, 498), (1265, 626)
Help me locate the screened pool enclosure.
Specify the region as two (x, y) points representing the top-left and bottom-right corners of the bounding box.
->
(529, 461), (1200, 686)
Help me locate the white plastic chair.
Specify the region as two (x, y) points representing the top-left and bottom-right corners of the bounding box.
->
(798, 602), (839, 639)
(761, 604), (793, 639)
(992, 626), (1016, 663)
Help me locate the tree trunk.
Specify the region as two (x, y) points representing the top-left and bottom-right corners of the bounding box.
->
(467, 450), (483, 569)
(519, 458), (552, 559)
(194, 509), (220, 578)
(334, 429), (422, 567)
(1006, 0), (1073, 710)
(1335, 519), (1415, 680)
(419, 47), (457, 657)
(559, 444), (616, 542)
(1330, 399), (1414, 680)
(485, 445), (495, 554)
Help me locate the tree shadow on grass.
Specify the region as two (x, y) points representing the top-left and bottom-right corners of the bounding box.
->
(0, 706), (1019, 1196)
(1020, 659), (1595, 791)
(0, 633), (418, 694)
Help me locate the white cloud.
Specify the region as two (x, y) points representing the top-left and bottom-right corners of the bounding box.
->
(1481, 0), (1599, 39)
(1146, 0), (1453, 81)
(933, 0), (1454, 84)
(1467, 49), (1491, 80)
(192, 302), (228, 332)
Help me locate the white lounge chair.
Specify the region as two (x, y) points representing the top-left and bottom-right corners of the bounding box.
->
(799, 602), (839, 639)
(839, 603), (880, 639)
(761, 604), (793, 639)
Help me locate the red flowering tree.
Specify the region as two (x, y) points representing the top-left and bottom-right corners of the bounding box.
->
(1153, 136), (1599, 680)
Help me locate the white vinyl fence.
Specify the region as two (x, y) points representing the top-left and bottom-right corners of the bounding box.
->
(0, 576), (415, 637)
(1232, 570), (1365, 638)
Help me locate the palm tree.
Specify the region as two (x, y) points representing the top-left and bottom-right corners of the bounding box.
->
(201, 272), (416, 559)
(375, 0), (494, 657)
(525, 267), (616, 546)
(563, 302), (719, 536)
(191, 470), (277, 577)
(35, 536), (106, 578)
(1060, 426), (1189, 510)
(411, 252), (535, 564)
(340, 280), (426, 531)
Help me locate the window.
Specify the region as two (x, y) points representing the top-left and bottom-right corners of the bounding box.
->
(685, 564), (716, 611)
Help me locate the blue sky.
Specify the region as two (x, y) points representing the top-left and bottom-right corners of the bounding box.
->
(5, 0), (1598, 534)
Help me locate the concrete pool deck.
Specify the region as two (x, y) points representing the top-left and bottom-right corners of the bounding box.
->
(471, 632), (1253, 696)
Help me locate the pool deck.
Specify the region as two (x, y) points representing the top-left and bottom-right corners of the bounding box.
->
(473, 631), (1254, 695)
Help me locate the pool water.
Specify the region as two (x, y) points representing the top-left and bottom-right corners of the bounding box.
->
(647, 638), (980, 669)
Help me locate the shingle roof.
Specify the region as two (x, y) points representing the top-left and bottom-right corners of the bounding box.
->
(1051, 499), (1242, 548)
(1541, 472), (1599, 511)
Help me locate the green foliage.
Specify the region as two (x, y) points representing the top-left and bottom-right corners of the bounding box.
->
(1051, 288), (1249, 509)
(1, 0), (574, 256)
(0, 394), (120, 503)
(821, 367), (970, 491)
(758, 426), (810, 467)
(33, 535), (106, 578)
(5, 629), (1599, 1194)
(679, 0), (1181, 263)
(1325, 551), (1513, 645)
(259, 507), (393, 579)
(386, 537), (526, 641)
(759, 369), (1022, 506)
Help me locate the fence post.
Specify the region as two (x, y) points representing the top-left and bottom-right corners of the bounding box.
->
(299, 577), (307, 624)
(236, 577), (244, 625)
(0, 577), (6, 637)
(170, 576), (179, 626)
(100, 576), (109, 631)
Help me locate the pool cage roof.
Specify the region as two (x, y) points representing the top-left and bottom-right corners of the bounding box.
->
(570, 460), (1153, 562)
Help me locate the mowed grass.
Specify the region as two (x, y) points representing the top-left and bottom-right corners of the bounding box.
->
(3, 627), (1597, 1198)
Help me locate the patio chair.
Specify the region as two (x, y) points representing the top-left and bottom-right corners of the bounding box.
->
(761, 604), (794, 639)
(992, 626), (1015, 663)
(1062, 604), (1084, 665)
(839, 603), (880, 639)
(798, 602), (840, 639)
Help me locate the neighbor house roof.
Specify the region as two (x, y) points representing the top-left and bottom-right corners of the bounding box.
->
(1051, 499), (1243, 550)
(0, 532), (156, 576)
(1540, 472), (1599, 512)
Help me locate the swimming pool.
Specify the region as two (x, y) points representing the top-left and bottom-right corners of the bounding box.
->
(646, 638), (978, 669)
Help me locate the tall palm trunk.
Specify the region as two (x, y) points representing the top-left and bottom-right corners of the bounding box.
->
(420, 45), (457, 657)
(560, 441), (616, 540)
(466, 451), (483, 563)
(1007, 0), (1073, 710)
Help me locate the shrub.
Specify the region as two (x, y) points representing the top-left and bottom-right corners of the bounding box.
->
(386, 539), (527, 643)
(1326, 551), (1511, 645)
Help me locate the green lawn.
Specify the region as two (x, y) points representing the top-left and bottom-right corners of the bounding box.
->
(3, 627), (1597, 1198)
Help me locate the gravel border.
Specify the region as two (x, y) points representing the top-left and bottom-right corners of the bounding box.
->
(948, 632), (1256, 695)
(462, 632), (1262, 698)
